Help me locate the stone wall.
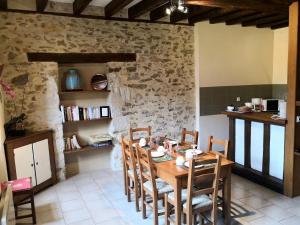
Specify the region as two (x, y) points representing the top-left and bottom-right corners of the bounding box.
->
(0, 11), (195, 179)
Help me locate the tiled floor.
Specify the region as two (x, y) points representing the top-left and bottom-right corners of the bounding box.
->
(18, 169), (300, 225)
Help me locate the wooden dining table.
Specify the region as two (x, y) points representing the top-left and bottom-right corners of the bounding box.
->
(154, 151), (234, 225)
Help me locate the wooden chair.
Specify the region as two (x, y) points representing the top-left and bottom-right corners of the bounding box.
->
(207, 136), (229, 216)
(165, 155), (221, 225)
(2, 177), (37, 224)
(181, 128), (199, 146)
(136, 145), (173, 225)
(129, 126), (151, 143)
(121, 137), (140, 211)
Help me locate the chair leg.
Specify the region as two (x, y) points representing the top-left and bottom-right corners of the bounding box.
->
(134, 180), (140, 212)
(127, 177), (131, 202)
(31, 193), (36, 224)
(164, 194), (170, 225)
(142, 190), (147, 219)
(222, 186), (225, 218)
(186, 211), (193, 225)
(153, 195), (159, 225)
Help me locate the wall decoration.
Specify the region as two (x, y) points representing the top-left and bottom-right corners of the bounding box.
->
(100, 106), (110, 118)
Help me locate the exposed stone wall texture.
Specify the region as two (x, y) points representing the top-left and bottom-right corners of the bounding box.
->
(0, 10), (194, 179)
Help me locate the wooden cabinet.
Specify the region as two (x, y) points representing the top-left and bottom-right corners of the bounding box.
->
(5, 130), (57, 192)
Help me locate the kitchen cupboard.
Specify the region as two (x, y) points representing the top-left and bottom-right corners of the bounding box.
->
(5, 130), (57, 192)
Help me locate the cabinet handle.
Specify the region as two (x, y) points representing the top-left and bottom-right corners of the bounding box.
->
(36, 162), (39, 166)
(31, 163), (34, 167)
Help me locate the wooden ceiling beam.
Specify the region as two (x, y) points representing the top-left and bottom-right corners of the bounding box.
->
(242, 15), (287, 27)
(150, 2), (170, 21)
(36, 0), (48, 12)
(271, 21), (289, 29)
(226, 13), (272, 25)
(0, 0), (7, 10)
(73, 0), (93, 16)
(170, 11), (189, 23)
(209, 10), (257, 24)
(256, 19), (289, 28)
(105, 0), (135, 18)
(128, 0), (169, 19)
(186, 0), (289, 15)
(189, 8), (233, 24)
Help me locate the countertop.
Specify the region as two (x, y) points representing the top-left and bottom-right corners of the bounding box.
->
(223, 111), (287, 126)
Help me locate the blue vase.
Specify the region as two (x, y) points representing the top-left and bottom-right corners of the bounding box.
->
(65, 69), (81, 90)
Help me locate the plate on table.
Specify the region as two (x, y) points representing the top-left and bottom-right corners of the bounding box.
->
(193, 150), (203, 155)
(183, 161), (204, 169)
(151, 151), (165, 158)
(168, 140), (178, 145)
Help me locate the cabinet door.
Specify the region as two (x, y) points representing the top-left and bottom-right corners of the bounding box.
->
(14, 144), (36, 186)
(32, 139), (52, 185)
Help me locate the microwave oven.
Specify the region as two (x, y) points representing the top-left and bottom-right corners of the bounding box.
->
(262, 99), (280, 112)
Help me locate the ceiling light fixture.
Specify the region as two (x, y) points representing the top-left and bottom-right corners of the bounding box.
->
(166, 0), (188, 15)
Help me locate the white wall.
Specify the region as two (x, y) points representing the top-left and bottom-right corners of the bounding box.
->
(195, 22), (276, 150)
(0, 91), (8, 182)
(273, 28), (289, 84)
(196, 22), (274, 88)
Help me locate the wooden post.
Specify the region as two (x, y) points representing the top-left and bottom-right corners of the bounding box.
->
(284, 1), (299, 197)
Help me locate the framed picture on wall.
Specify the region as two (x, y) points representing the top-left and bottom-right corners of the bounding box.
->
(100, 106), (110, 118)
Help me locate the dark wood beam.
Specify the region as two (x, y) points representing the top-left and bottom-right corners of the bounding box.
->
(226, 13), (273, 25)
(257, 19), (288, 28)
(189, 8), (233, 24)
(170, 11), (188, 23)
(128, 0), (169, 19)
(27, 53), (137, 64)
(186, 0), (289, 15)
(209, 10), (257, 24)
(242, 14), (287, 27)
(73, 0), (93, 16)
(0, 8), (191, 26)
(150, 2), (170, 21)
(271, 21), (289, 29)
(36, 0), (48, 12)
(0, 0), (7, 10)
(105, 0), (135, 18)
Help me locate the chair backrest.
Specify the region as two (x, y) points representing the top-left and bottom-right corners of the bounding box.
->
(121, 137), (138, 181)
(186, 155), (221, 221)
(207, 136), (229, 159)
(129, 126), (152, 143)
(181, 128), (199, 146)
(136, 145), (157, 194)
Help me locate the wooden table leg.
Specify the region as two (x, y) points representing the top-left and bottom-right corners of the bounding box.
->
(174, 178), (182, 225)
(223, 167), (232, 225)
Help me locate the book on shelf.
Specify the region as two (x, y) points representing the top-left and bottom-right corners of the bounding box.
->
(64, 135), (82, 151)
(60, 105), (111, 123)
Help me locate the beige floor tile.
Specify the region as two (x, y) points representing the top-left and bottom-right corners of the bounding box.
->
(60, 199), (85, 213)
(287, 206), (300, 217)
(249, 216), (282, 225)
(268, 195), (298, 209)
(90, 208), (120, 224)
(58, 191), (81, 202)
(258, 205), (294, 221)
(36, 208), (63, 224)
(63, 208), (91, 224)
(37, 219), (66, 225)
(68, 219), (95, 225)
(280, 215), (300, 225)
(239, 196), (272, 210)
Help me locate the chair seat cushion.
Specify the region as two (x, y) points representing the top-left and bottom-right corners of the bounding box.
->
(143, 178), (173, 194)
(168, 189), (212, 210)
(1, 177), (32, 193)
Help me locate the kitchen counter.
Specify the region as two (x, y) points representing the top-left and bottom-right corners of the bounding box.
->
(223, 111), (286, 193)
(223, 111), (287, 126)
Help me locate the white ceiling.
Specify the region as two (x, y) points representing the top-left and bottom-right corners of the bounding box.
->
(51, 0), (142, 8)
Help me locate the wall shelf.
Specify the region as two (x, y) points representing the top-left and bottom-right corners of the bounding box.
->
(59, 90), (110, 96)
(63, 118), (112, 125)
(27, 52), (136, 63)
(64, 145), (113, 155)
